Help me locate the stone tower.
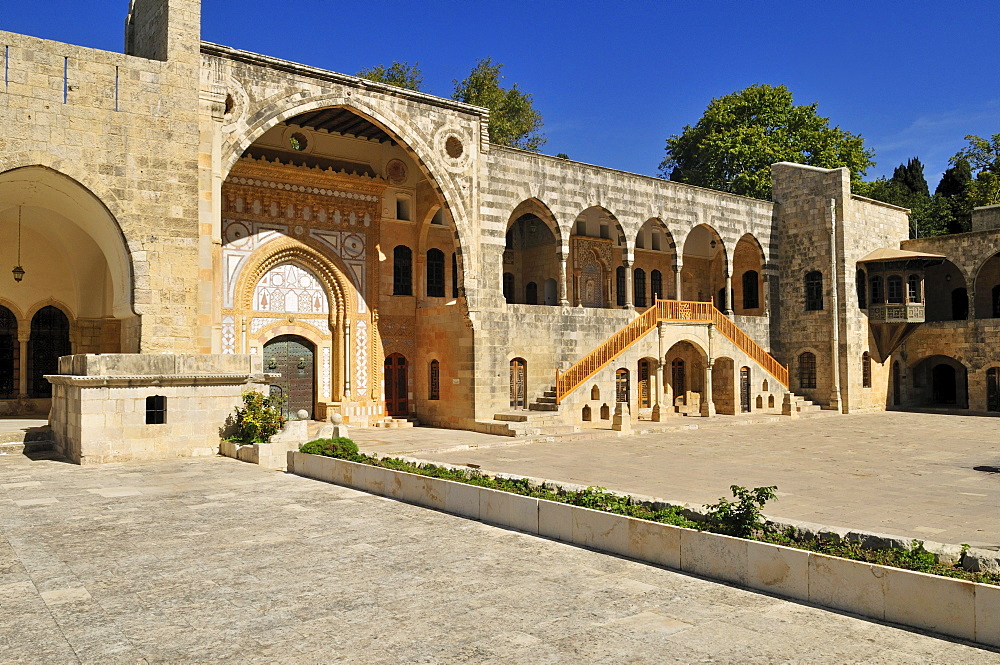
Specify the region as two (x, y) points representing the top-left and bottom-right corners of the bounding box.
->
(125, 0), (201, 64)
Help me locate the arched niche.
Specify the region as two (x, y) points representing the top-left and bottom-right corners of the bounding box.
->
(924, 259), (967, 321)
(732, 233), (765, 315)
(503, 201), (560, 306)
(973, 252), (1000, 319)
(633, 218), (677, 300)
(0, 166), (136, 353)
(570, 206), (625, 308)
(681, 224), (728, 308)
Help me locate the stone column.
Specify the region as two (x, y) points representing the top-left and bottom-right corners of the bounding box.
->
(415, 254), (426, 304)
(827, 199), (842, 412)
(342, 320), (352, 397)
(763, 271), (771, 316)
(558, 249), (570, 306)
(17, 333), (28, 397)
(674, 265), (682, 301)
(725, 273), (734, 315)
(573, 270), (582, 307)
(623, 261), (633, 308)
(701, 359), (717, 417)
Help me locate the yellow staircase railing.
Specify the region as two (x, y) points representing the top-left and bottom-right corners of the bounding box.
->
(555, 299), (788, 404)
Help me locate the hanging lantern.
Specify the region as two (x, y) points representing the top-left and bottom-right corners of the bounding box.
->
(12, 205), (25, 283)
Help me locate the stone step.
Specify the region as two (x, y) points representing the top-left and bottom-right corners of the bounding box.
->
(0, 440), (54, 455)
(534, 396), (557, 404)
(542, 391), (557, 398)
(493, 412), (562, 425)
(375, 417), (417, 429)
(528, 403), (559, 412)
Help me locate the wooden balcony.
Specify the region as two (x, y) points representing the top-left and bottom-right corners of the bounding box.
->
(867, 302), (925, 324)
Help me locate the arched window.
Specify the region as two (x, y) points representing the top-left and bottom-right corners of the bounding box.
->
(451, 252), (459, 298)
(862, 352), (872, 388)
(615, 368), (630, 403)
(616, 266), (626, 307)
(429, 360), (440, 400)
(805, 271), (823, 311)
(29, 306), (71, 398)
(0, 306), (16, 399)
(952, 288), (968, 320)
(650, 270), (663, 301)
(633, 269), (646, 307)
(503, 272), (515, 304)
(908, 274), (921, 304)
(742, 270), (760, 310)
(856, 269), (867, 309)
(798, 352), (817, 389)
(993, 285), (1000, 318)
(525, 282), (538, 305)
(887, 275), (904, 304)
(426, 248), (445, 297)
(591, 385), (600, 400)
(870, 276), (883, 304)
(393, 246), (413, 296)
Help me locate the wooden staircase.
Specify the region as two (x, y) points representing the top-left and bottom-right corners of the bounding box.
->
(556, 300), (789, 404)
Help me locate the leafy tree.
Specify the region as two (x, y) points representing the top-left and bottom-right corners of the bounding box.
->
(935, 157), (974, 233)
(356, 61), (423, 91)
(953, 133), (1000, 208)
(891, 157), (929, 197)
(659, 84), (874, 200)
(453, 58), (545, 152)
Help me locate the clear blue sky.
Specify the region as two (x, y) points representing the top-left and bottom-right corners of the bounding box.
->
(4, 1), (997, 189)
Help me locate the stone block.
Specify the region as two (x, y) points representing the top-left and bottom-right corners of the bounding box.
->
(807, 552), (885, 620)
(444, 480), (480, 520)
(572, 506), (631, 556)
(537, 499), (574, 542)
(883, 567), (975, 641)
(626, 519), (681, 570)
(745, 540), (809, 601)
(975, 583), (1000, 647)
(480, 487), (538, 533)
(679, 529), (747, 587)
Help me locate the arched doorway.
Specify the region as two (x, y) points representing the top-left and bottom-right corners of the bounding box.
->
(264, 335), (316, 419)
(28, 306), (71, 398)
(733, 234), (765, 315)
(637, 359), (652, 409)
(740, 366), (752, 413)
(924, 260), (966, 321)
(509, 358), (527, 409)
(384, 353), (409, 417)
(987, 368), (999, 412)
(503, 208), (560, 306)
(932, 364), (957, 405)
(615, 368), (630, 404)
(0, 306), (16, 399)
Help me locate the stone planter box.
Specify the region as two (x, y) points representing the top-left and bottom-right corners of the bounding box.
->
(287, 451), (999, 647)
(220, 439), (290, 470)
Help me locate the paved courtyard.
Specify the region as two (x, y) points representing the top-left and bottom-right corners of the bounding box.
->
(355, 412), (1000, 548)
(2, 453), (997, 663)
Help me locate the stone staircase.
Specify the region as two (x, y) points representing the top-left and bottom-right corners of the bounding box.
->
(790, 395), (830, 417)
(0, 422), (55, 455)
(374, 416), (419, 429)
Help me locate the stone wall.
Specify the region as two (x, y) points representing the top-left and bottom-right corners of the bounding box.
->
(0, 0), (205, 353)
(972, 204), (1000, 232)
(48, 353), (266, 464)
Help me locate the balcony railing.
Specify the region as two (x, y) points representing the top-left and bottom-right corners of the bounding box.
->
(867, 302), (925, 324)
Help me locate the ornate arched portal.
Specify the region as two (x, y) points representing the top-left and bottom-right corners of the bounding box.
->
(219, 105), (471, 424)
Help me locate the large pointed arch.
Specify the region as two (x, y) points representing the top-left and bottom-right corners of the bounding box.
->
(222, 97), (476, 276)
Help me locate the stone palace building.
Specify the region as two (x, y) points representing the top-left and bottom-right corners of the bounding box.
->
(1, 0), (998, 463)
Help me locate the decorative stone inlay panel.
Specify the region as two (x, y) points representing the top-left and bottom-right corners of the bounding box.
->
(355, 321), (369, 397)
(322, 346), (332, 400)
(378, 316), (415, 348)
(253, 263), (330, 314)
(222, 315), (236, 354)
(250, 317), (284, 335)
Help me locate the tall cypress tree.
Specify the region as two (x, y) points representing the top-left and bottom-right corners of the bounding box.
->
(892, 157), (929, 196)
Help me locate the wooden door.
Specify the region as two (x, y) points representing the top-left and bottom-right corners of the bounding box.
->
(740, 366), (751, 413)
(509, 358), (526, 409)
(384, 353), (409, 417)
(263, 335), (315, 419)
(638, 359), (650, 408)
(988, 368), (999, 412)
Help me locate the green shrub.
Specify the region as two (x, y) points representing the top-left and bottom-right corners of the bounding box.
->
(230, 390), (285, 443)
(299, 437), (359, 458)
(703, 485), (777, 538)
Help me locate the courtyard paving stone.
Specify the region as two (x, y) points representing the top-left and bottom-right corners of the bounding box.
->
(0, 452), (998, 663)
(355, 412), (1000, 547)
